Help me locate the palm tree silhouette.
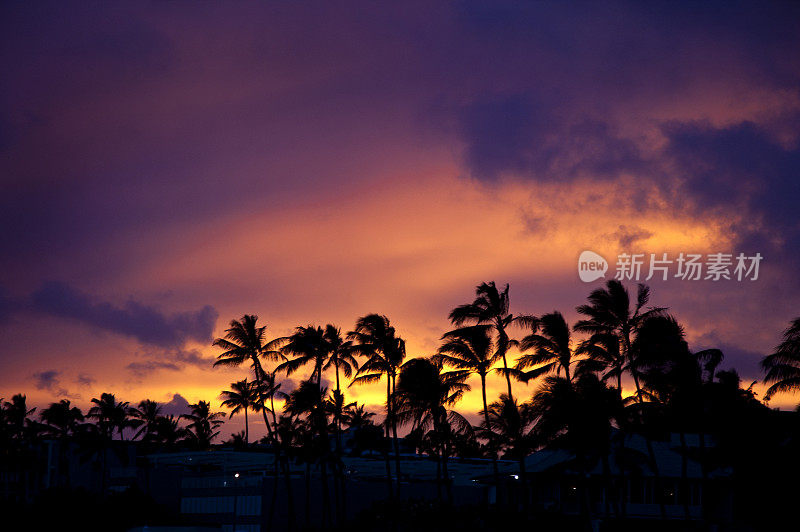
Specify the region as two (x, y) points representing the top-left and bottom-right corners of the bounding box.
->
(343, 402), (375, 429)
(130, 399), (162, 442)
(40, 399), (84, 439)
(278, 325), (330, 386)
(88, 393), (133, 440)
(220, 379), (258, 445)
(449, 282), (535, 401)
(575, 280), (665, 399)
(762, 317), (800, 401)
(181, 400), (224, 449)
(322, 325), (358, 394)
(394, 357), (471, 503)
(152, 414), (186, 446)
(3, 394), (36, 442)
(434, 324), (502, 486)
(348, 314), (406, 494)
(517, 311), (592, 383)
(480, 394), (537, 509)
(283, 380), (335, 526)
(213, 315), (284, 441)
(531, 372), (623, 525)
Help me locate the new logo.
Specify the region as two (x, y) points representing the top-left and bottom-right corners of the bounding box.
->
(578, 250), (608, 282)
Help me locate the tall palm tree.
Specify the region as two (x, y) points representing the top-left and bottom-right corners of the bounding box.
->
(762, 317), (800, 401)
(434, 324), (501, 482)
(517, 311), (590, 383)
(393, 357), (471, 503)
(343, 403), (375, 430)
(575, 332), (626, 392)
(130, 399), (162, 442)
(40, 399), (84, 439)
(87, 393), (133, 440)
(531, 372), (623, 525)
(575, 280), (665, 399)
(481, 394), (537, 508)
(278, 325), (329, 387)
(449, 281), (535, 400)
(181, 400), (224, 449)
(283, 379), (335, 527)
(153, 414), (186, 446)
(348, 314), (406, 493)
(323, 325), (359, 395)
(3, 394), (36, 442)
(220, 379), (258, 445)
(213, 315), (284, 440)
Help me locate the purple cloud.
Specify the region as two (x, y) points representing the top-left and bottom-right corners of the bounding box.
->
(31, 281), (217, 348)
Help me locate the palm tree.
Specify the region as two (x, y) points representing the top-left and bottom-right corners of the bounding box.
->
(283, 379), (335, 526)
(213, 315), (284, 440)
(181, 400), (224, 449)
(575, 280), (665, 399)
(321, 324), (358, 477)
(481, 394), (537, 508)
(220, 379), (258, 445)
(348, 314), (406, 494)
(343, 403), (375, 430)
(342, 403), (382, 457)
(517, 311), (589, 383)
(575, 332), (626, 392)
(87, 393), (133, 440)
(393, 357), (471, 503)
(531, 372), (623, 525)
(278, 325), (329, 387)
(130, 399), (162, 442)
(449, 281), (535, 400)
(152, 414), (186, 446)
(762, 317), (800, 401)
(3, 394), (36, 442)
(434, 324), (501, 483)
(40, 399), (84, 439)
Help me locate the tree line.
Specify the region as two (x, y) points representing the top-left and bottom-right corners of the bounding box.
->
(2, 279), (800, 529)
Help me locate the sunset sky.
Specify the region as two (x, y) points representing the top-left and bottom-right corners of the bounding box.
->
(2, 2), (799, 436)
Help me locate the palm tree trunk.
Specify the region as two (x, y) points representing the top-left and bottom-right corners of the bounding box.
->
(334, 362), (346, 525)
(480, 374), (501, 495)
(498, 326), (514, 400)
(384, 377), (395, 500)
(244, 407), (249, 445)
(442, 446), (453, 505)
(435, 450), (443, 502)
(390, 372), (402, 493)
(251, 357), (275, 440)
(632, 374), (668, 521)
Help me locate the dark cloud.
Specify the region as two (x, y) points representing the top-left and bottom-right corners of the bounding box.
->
(125, 349), (216, 378)
(31, 281), (218, 348)
(76, 373), (95, 387)
(458, 95), (646, 182)
(126, 360), (180, 378)
(663, 120), (800, 290)
(664, 120), (800, 223)
(174, 349), (217, 369)
(32, 369), (69, 397)
(611, 225), (654, 249)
